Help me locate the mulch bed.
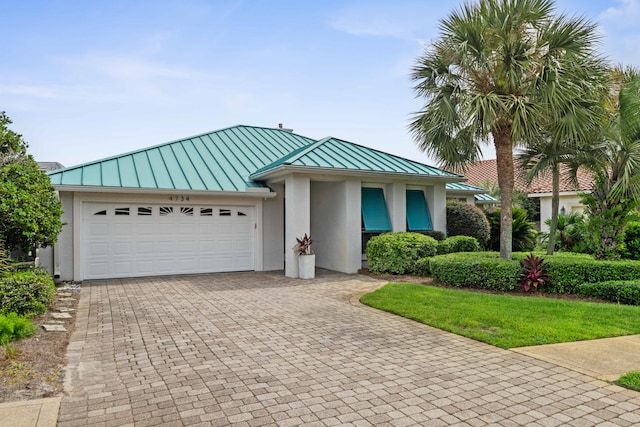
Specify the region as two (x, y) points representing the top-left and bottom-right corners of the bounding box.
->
(0, 284), (79, 402)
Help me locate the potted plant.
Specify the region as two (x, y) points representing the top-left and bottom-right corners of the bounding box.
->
(294, 233), (315, 279)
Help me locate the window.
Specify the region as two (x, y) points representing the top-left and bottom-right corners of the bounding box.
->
(138, 207), (152, 216)
(406, 190), (433, 231)
(115, 207), (130, 216)
(180, 207), (194, 216)
(159, 207), (173, 216)
(238, 211), (247, 216)
(200, 208), (213, 216)
(219, 209), (231, 216)
(93, 210), (107, 216)
(361, 188), (391, 231)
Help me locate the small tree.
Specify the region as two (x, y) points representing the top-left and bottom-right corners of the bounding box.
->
(446, 201), (491, 248)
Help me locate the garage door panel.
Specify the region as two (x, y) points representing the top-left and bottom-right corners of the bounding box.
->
(82, 203), (255, 279)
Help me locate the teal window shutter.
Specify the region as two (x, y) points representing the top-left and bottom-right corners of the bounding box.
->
(406, 190), (433, 231)
(361, 188), (391, 231)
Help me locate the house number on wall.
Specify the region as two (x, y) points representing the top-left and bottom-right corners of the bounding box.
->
(169, 195), (190, 201)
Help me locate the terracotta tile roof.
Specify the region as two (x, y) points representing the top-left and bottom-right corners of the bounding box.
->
(451, 159), (593, 194)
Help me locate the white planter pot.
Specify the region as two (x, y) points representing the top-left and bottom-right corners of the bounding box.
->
(298, 254), (316, 279)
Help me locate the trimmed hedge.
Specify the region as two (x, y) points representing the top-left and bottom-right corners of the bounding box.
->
(438, 236), (480, 254)
(366, 232), (438, 275)
(430, 252), (519, 291)
(577, 281), (640, 305)
(431, 252), (640, 294)
(0, 268), (56, 317)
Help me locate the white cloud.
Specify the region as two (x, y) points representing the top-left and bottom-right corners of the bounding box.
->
(599, 0), (640, 26)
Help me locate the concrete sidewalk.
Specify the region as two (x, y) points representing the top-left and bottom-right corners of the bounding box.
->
(0, 397), (60, 427)
(513, 334), (640, 381)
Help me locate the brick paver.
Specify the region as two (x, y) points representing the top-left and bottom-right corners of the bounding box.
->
(59, 271), (640, 426)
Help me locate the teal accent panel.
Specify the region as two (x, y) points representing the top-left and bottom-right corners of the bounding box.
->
(361, 187), (391, 231)
(101, 160), (121, 187)
(406, 190), (433, 231)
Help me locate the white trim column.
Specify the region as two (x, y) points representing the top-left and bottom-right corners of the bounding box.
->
(426, 183), (447, 233)
(386, 182), (406, 232)
(345, 179), (362, 273)
(285, 174), (311, 278)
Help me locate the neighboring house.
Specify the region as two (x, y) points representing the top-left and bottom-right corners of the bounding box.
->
(45, 125), (479, 281)
(37, 161), (65, 172)
(445, 182), (498, 206)
(458, 159), (593, 232)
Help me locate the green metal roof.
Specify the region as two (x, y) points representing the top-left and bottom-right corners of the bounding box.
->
(251, 137), (460, 179)
(48, 125), (461, 192)
(48, 126), (315, 191)
(445, 182), (498, 202)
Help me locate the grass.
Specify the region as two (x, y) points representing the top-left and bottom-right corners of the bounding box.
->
(615, 371), (640, 392)
(360, 282), (640, 349)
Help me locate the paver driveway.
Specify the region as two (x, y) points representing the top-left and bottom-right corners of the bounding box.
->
(59, 271), (640, 426)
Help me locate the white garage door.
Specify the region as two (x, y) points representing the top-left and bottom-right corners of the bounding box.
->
(82, 203), (255, 279)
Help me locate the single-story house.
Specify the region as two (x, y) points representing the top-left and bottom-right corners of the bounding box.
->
(457, 159), (593, 231)
(444, 182), (497, 206)
(44, 125), (484, 281)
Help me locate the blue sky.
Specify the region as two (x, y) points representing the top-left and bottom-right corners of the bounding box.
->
(3, 0), (640, 168)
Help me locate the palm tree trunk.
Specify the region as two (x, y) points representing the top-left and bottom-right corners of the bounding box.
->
(546, 165), (560, 255)
(494, 129), (514, 259)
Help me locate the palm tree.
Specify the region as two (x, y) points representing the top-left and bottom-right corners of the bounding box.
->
(410, 0), (603, 258)
(572, 67), (640, 259)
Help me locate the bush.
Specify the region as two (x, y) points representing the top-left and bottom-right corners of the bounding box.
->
(430, 252), (640, 295)
(0, 312), (36, 344)
(413, 257), (431, 276)
(446, 201), (491, 248)
(623, 222), (640, 260)
(429, 252), (520, 291)
(577, 281), (640, 305)
(0, 268), (56, 317)
(438, 236), (480, 255)
(366, 232), (438, 275)
(420, 230), (446, 241)
(486, 207), (536, 252)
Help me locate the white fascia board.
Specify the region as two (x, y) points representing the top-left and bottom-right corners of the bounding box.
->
(251, 165), (463, 184)
(528, 191), (582, 198)
(52, 185), (277, 198)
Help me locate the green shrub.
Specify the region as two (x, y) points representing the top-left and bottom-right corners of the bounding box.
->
(438, 236), (480, 254)
(0, 312), (36, 344)
(446, 201), (491, 248)
(429, 252), (520, 291)
(486, 207), (536, 252)
(0, 268), (56, 317)
(623, 222), (640, 260)
(413, 257), (431, 276)
(577, 281), (640, 305)
(366, 232), (438, 275)
(420, 230), (446, 241)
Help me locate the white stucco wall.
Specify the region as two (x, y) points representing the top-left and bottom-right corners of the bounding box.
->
(263, 183), (284, 271)
(536, 193), (584, 232)
(310, 179), (361, 274)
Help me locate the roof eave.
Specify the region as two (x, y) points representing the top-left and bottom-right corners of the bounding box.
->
(250, 165), (464, 183)
(53, 185), (277, 198)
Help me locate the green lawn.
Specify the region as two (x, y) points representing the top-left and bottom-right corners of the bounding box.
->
(360, 283), (640, 349)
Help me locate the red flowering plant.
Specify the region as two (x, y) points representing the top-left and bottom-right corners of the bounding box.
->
(518, 253), (549, 292)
